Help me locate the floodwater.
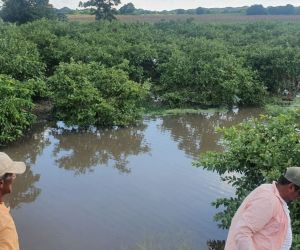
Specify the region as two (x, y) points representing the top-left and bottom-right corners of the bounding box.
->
(3, 108), (261, 250)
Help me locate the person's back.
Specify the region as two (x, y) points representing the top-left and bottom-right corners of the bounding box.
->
(0, 203), (19, 250)
(225, 182), (287, 250)
(225, 167), (300, 250)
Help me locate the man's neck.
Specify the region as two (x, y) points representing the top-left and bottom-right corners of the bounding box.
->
(276, 183), (289, 202)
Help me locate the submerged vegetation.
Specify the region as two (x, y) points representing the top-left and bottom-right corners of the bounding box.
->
(1, 19), (300, 144)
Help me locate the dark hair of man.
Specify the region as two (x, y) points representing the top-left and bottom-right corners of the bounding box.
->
(278, 175), (300, 191)
(0, 173), (13, 181)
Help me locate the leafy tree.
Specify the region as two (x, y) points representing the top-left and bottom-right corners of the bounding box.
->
(245, 46), (300, 94)
(175, 9), (185, 14)
(0, 0), (56, 24)
(0, 74), (35, 144)
(196, 111), (300, 247)
(48, 61), (149, 127)
(79, 0), (121, 21)
(267, 4), (295, 15)
(119, 2), (135, 15)
(196, 7), (206, 15)
(0, 27), (45, 80)
(158, 38), (266, 107)
(246, 4), (267, 15)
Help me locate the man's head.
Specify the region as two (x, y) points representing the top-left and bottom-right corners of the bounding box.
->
(0, 152), (26, 195)
(277, 167), (300, 202)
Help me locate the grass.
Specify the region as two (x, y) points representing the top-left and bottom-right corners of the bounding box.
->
(68, 14), (300, 23)
(264, 96), (300, 116)
(142, 104), (228, 117)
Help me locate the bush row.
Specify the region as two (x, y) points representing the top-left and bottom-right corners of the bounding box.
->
(1, 19), (300, 143)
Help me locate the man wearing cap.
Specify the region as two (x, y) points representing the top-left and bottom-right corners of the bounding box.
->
(0, 152), (26, 250)
(225, 167), (300, 250)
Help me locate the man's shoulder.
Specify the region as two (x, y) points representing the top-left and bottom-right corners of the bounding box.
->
(257, 183), (273, 191)
(249, 183), (276, 198)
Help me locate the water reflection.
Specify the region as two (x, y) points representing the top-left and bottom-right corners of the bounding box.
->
(4, 123), (52, 166)
(160, 108), (261, 159)
(51, 124), (151, 175)
(207, 240), (225, 250)
(0, 110), (264, 249)
(5, 168), (41, 209)
(1, 123), (49, 208)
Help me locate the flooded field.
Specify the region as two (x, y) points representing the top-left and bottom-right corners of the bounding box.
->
(3, 108), (261, 250)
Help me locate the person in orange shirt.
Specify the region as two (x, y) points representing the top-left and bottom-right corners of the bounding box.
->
(0, 152), (26, 250)
(225, 167), (300, 250)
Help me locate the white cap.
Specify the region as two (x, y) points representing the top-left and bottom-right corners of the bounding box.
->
(285, 166), (300, 187)
(0, 152), (26, 177)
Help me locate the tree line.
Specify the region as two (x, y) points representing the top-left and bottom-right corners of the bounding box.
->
(2, 0), (300, 24)
(246, 4), (300, 15)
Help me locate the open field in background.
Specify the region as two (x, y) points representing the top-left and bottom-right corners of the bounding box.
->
(68, 14), (300, 23)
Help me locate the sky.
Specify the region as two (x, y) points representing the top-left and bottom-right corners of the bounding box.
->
(49, 0), (300, 10)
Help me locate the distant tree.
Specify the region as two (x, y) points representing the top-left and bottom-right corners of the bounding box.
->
(175, 9), (185, 14)
(0, 0), (56, 24)
(119, 2), (135, 14)
(196, 7), (206, 15)
(268, 4), (295, 15)
(186, 9), (196, 14)
(79, 0), (121, 21)
(246, 4), (267, 15)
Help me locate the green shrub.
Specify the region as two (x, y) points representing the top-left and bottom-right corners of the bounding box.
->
(245, 46), (300, 94)
(48, 61), (149, 127)
(0, 27), (45, 80)
(0, 75), (35, 144)
(159, 39), (266, 107)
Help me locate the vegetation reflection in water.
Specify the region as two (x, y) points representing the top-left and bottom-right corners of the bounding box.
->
(2, 123), (51, 209)
(159, 108), (262, 159)
(50, 122), (151, 175)
(1, 109), (261, 250)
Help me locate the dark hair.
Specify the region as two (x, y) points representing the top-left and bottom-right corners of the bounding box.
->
(0, 173), (13, 180)
(278, 175), (300, 190)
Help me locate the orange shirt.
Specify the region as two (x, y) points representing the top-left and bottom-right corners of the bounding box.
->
(225, 182), (288, 250)
(0, 203), (19, 250)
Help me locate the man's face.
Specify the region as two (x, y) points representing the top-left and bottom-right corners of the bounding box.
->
(0, 173), (16, 195)
(287, 184), (300, 202)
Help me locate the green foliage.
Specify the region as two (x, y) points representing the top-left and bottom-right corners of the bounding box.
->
(48, 61), (149, 126)
(195, 111), (300, 246)
(268, 4), (295, 15)
(246, 4), (297, 15)
(245, 46), (300, 94)
(119, 2), (136, 15)
(0, 26), (45, 80)
(0, 75), (35, 144)
(79, 0), (121, 21)
(195, 7), (207, 15)
(25, 78), (50, 100)
(246, 5), (268, 15)
(158, 38), (266, 107)
(0, 0), (57, 24)
(2, 19), (300, 142)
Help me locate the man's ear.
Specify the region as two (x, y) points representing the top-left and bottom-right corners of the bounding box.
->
(287, 183), (295, 191)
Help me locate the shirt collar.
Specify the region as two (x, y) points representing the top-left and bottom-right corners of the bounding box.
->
(272, 181), (286, 204)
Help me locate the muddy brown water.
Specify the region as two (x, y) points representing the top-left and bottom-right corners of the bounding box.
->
(2, 108), (261, 250)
